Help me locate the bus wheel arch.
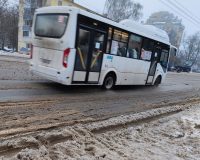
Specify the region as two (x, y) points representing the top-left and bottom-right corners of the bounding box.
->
(102, 71), (117, 90)
(154, 75), (162, 86)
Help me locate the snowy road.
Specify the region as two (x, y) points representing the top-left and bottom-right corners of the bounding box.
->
(0, 56), (200, 137)
(0, 56), (200, 159)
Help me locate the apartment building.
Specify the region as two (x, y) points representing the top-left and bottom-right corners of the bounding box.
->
(18, 0), (84, 52)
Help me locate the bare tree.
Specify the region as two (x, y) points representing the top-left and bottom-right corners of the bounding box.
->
(0, 0), (8, 49)
(0, 0), (8, 14)
(0, 1), (19, 50)
(6, 6), (19, 50)
(181, 32), (200, 66)
(104, 0), (143, 22)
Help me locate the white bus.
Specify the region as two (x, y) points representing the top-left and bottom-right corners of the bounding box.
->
(30, 6), (176, 89)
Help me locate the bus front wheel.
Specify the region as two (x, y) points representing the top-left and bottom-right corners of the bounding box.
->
(103, 74), (116, 90)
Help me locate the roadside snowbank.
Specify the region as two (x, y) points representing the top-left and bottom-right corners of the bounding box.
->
(1, 104), (200, 160)
(0, 55), (42, 81)
(0, 50), (30, 59)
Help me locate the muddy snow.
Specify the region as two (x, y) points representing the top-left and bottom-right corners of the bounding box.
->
(1, 55), (200, 160)
(0, 51), (30, 59)
(0, 104), (199, 160)
(0, 59), (41, 81)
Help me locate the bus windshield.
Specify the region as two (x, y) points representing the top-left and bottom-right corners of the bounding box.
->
(35, 14), (69, 38)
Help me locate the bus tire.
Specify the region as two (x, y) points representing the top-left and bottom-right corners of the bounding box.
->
(102, 73), (116, 90)
(154, 76), (161, 86)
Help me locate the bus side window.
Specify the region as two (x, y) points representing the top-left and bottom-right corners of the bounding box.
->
(110, 29), (128, 57)
(141, 38), (154, 61)
(127, 34), (142, 59)
(117, 42), (127, 57)
(160, 49), (169, 71)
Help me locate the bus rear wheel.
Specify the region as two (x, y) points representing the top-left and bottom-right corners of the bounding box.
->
(154, 76), (161, 86)
(103, 74), (116, 90)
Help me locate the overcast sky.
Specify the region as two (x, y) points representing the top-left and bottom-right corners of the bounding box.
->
(10, 0), (200, 36)
(75, 0), (200, 36)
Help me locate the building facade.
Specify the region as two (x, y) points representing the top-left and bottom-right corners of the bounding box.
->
(18, 0), (42, 51)
(151, 21), (184, 48)
(145, 11), (185, 49)
(18, 0), (84, 52)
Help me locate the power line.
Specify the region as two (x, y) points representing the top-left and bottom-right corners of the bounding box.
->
(173, 0), (200, 22)
(167, 0), (200, 25)
(159, 0), (200, 28)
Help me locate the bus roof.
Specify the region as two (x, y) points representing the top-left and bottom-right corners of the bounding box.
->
(36, 6), (170, 45)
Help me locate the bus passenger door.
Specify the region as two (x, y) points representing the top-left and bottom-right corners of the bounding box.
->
(88, 31), (105, 83)
(73, 27), (105, 84)
(146, 47), (161, 84)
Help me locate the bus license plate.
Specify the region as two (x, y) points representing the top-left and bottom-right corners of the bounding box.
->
(40, 58), (51, 64)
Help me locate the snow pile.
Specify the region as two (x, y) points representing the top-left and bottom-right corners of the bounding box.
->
(0, 59), (41, 81)
(85, 105), (185, 132)
(0, 50), (30, 59)
(48, 105), (200, 160)
(1, 104), (200, 160)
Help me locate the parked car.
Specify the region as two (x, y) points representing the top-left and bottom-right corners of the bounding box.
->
(174, 61), (192, 73)
(175, 65), (191, 73)
(167, 65), (176, 72)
